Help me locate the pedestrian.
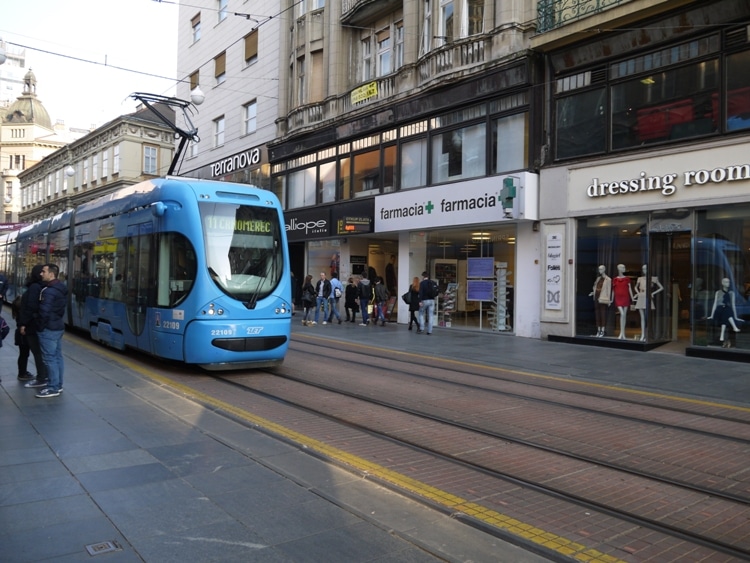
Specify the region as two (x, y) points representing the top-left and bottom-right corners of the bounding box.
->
(374, 276), (389, 326)
(407, 276), (421, 330)
(344, 277), (359, 323)
(19, 265), (48, 389)
(314, 272), (331, 325)
(418, 270), (438, 335)
(358, 271), (373, 326)
(327, 273), (343, 324)
(301, 274), (315, 326)
(35, 264), (68, 398)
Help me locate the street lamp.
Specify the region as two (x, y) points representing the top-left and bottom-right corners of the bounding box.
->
(65, 165), (75, 191)
(190, 87), (205, 106)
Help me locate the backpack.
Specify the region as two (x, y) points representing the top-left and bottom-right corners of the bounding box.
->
(334, 287), (342, 298)
(425, 279), (439, 299)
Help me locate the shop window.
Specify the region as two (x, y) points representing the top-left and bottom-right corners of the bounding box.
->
(694, 206), (750, 349)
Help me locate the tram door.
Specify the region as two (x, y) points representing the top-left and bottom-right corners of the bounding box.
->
(126, 222), (153, 347)
(649, 228), (692, 344)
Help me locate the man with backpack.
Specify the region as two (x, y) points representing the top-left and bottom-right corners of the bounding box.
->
(418, 271), (438, 335)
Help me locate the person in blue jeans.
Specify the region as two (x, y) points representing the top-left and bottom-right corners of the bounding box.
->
(35, 264), (68, 398)
(313, 272), (331, 325)
(327, 273), (344, 324)
(418, 271), (437, 335)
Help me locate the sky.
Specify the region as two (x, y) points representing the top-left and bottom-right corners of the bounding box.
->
(1, 0), (180, 130)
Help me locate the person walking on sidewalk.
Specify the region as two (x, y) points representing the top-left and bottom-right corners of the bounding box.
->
(407, 276), (421, 331)
(35, 264), (67, 398)
(327, 273), (344, 324)
(374, 277), (389, 326)
(344, 277), (359, 323)
(358, 272), (373, 326)
(301, 275), (315, 326)
(16, 265), (47, 385)
(418, 271), (438, 335)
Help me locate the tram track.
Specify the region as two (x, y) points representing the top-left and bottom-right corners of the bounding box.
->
(208, 367), (750, 561)
(290, 339), (750, 430)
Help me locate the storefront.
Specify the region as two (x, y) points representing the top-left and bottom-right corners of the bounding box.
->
(540, 140), (750, 358)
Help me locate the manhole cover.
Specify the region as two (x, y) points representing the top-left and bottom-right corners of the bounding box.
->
(85, 541), (122, 556)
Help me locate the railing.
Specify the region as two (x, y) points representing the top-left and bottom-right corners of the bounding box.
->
(537, 0), (627, 33)
(282, 35), (490, 136)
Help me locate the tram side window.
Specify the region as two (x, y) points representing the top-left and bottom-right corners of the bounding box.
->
(156, 233), (197, 308)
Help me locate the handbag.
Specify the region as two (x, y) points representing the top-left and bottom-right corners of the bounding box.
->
(367, 304), (373, 315)
(334, 287), (342, 298)
(401, 291), (411, 305)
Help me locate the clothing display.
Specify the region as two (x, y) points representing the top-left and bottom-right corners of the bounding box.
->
(612, 276), (631, 308)
(634, 276), (659, 310)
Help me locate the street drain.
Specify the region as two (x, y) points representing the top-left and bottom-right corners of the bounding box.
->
(85, 541), (122, 556)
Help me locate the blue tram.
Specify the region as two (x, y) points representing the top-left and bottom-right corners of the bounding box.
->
(0, 177), (292, 370)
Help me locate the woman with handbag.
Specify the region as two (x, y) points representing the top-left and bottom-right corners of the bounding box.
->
(301, 275), (316, 326)
(407, 276), (421, 330)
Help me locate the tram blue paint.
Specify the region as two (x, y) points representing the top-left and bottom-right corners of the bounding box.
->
(2, 177), (292, 370)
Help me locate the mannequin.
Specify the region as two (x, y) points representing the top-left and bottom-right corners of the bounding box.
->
(707, 277), (741, 347)
(612, 264), (632, 339)
(589, 265), (612, 337)
(634, 264), (664, 341)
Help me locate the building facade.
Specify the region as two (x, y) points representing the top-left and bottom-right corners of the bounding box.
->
(18, 105), (176, 221)
(534, 0), (750, 358)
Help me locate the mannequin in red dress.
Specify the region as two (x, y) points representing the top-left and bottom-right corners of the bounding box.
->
(612, 264), (633, 339)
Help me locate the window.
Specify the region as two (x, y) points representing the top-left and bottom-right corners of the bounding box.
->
(243, 101), (257, 135)
(440, 0), (454, 45)
(725, 49), (750, 132)
(352, 149), (380, 197)
(214, 116), (225, 147)
(288, 167), (317, 208)
(421, 0), (433, 56)
(377, 29), (392, 77)
(319, 161), (336, 203)
(55, 170), (60, 194)
(102, 150), (108, 178)
(394, 22), (404, 70)
(297, 57), (305, 105)
(362, 39), (372, 81)
(431, 123), (486, 183)
(92, 154), (99, 182)
(491, 113), (528, 174)
(463, 0), (484, 36)
(113, 144), (120, 174)
(190, 71), (200, 91)
(83, 159), (88, 185)
(217, 0), (227, 22)
(214, 52), (226, 85)
(190, 142), (199, 158)
(191, 13), (201, 43)
(244, 31), (258, 65)
(46, 175), (52, 198)
(144, 146), (158, 174)
(400, 138), (428, 190)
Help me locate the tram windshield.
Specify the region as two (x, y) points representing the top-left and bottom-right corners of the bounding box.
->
(200, 202), (284, 305)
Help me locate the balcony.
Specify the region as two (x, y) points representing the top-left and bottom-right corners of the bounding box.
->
(279, 34), (493, 138)
(536, 0), (627, 33)
(342, 0), (402, 26)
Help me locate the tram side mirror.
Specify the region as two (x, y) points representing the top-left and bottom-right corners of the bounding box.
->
(151, 202), (167, 217)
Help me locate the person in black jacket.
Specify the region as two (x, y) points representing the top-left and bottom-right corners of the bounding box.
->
(34, 264), (68, 398)
(344, 277), (359, 323)
(407, 276), (421, 331)
(17, 265), (47, 385)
